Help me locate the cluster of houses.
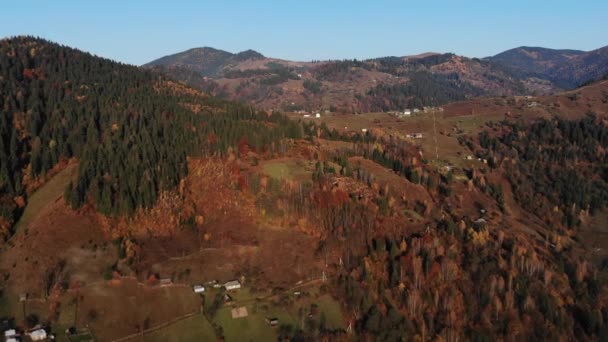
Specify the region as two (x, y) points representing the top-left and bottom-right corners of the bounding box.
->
(390, 109), (412, 117)
(192, 279), (241, 294)
(406, 133), (423, 139)
(390, 106), (443, 118)
(302, 113), (322, 118)
(465, 155), (488, 164)
(4, 327), (48, 342)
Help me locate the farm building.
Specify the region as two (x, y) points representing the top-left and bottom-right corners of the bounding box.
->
(224, 280), (241, 291)
(4, 329), (17, 339)
(266, 317), (279, 326)
(29, 329), (47, 341)
(193, 285), (205, 293)
(315, 113), (321, 118)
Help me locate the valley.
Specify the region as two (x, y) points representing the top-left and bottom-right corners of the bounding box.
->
(0, 35), (608, 342)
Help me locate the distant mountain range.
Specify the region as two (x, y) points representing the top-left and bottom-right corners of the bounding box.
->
(143, 44), (608, 112)
(487, 45), (608, 89)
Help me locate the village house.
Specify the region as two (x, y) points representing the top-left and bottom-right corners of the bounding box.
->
(266, 317), (279, 327)
(315, 113), (321, 118)
(4, 329), (17, 342)
(28, 329), (47, 341)
(224, 280), (241, 291)
(193, 285), (205, 293)
(159, 278), (172, 287)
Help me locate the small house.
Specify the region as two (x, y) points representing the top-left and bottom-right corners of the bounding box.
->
(193, 285), (205, 293)
(224, 280), (241, 291)
(303, 114), (311, 118)
(266, 317), (279, 327)
(29, 329), (47, 341)
(315, 113), (321, 118)
(361, 128), (368, 133)
(159, 278), (172, 287)
(4, 329), (17, 338)
(402, 109), (411, 116)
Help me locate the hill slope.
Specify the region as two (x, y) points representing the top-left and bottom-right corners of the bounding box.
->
(0, 37), (304, 238)
(1, 38), (608, 341)
(487, 46), (585, 76)
(143, 46), (266, 76)
(145, 49), (529, 112)
(488, 45), (608, 88)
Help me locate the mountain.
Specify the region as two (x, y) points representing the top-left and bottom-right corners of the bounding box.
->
(487, 46), (585, 76)
(548, 45), (608, 88)
(144, 49), (529, 112)
(146, 44), (608, 113)
(488, 45), (608, 89)
(143, 46), (265, 77)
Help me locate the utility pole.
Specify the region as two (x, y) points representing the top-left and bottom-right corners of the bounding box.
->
(432, 109), (439, 162)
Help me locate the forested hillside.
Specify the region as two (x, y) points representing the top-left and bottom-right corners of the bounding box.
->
(489, 45), (608, 89)
(0, 36), (304, 239)
(476, 114), (608, 227)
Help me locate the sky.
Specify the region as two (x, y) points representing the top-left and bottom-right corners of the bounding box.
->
(0, 1), (606, 66)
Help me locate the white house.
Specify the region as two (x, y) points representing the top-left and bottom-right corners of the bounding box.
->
(29, 329), (47, 341)
(315, 113), (321, 118)
(303, 114), (311, 118)
(193, 285), (205, 293)
(224, 280), (241, 291)
(361, 128), (368, 133)
(402, 109), (411, 116)
(4, 329), (17, 338)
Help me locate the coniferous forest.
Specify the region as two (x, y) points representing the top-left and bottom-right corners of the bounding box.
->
(0, 36), (304, 230)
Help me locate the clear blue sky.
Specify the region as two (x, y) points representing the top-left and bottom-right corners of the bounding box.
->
(1, 0), (606, 65)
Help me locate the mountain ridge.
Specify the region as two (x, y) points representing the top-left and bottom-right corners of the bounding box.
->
(144, 44), (607, 112)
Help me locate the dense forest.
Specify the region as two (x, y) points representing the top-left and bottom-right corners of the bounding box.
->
(0, 36), (305, 238)
(237, 122), (608, 340)
(363, 71), (486, 110)
(476, 113), (608, 227)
